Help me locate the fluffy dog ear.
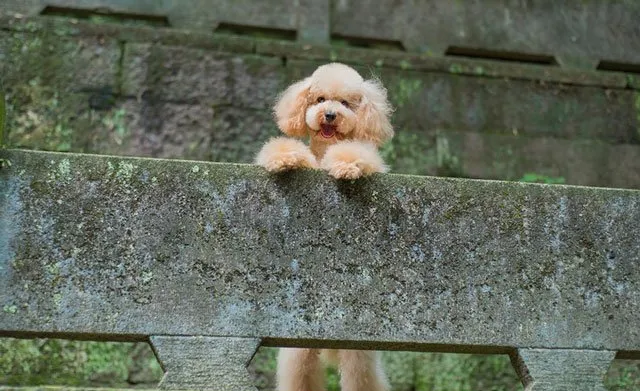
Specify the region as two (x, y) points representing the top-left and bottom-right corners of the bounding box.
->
(273, 77), (312, 138)
(354, 79), (394, 146)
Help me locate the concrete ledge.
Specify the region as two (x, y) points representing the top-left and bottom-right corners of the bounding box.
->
(1, 149), (640, 356)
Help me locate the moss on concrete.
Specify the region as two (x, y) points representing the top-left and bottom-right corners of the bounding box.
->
(5, 84), (75, 152)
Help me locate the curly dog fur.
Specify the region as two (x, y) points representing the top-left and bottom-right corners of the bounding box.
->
(256, 63), (393, 391)
(255, 62), (394, 180)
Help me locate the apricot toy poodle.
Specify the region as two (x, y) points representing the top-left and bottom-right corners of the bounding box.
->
(255, 62), (392, 391)
(255, 62), (394, 180)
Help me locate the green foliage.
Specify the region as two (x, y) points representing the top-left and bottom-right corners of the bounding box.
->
(390, 78), (422, 109)
(6, 82), (76, 152)
(414, 353), (522, 391)
(102, 108), (129, 146)
(0, 339), (161, 387)
(518, 172), (566, 184)
(605, 360), (640, 390)
(380, 130), (440, 177)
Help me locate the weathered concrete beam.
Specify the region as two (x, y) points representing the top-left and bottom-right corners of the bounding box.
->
(1, 149), (640, 357)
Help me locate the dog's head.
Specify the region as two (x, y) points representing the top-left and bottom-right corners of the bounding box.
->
(273, 63), (394, 146)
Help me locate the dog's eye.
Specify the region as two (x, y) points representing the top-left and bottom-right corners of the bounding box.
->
(341, 100), (350, 108)
(317, 97), (325, 103)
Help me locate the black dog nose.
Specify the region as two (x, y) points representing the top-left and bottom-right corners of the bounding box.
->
(325, 112), (336, 122)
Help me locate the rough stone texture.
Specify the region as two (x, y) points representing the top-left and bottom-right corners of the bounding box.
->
(150, 336), (260, 391)
(511, 349), (615, 391)
(228, 56), (286, 111)
(331, 0), (640, 70)
(297, 0), (330, 44)
(1, 149), (640, 358)
(121, 43), (233, 104)
(122, 43), (285, 108)
(4, 92), (277, 164)
(209, 107), (278, 164)
(0, 30), (120, 92)
(98, 100), (216, 161)
(89, 101), (276, 163)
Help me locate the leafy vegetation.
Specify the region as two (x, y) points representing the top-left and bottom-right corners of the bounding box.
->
(0, 339), (162, 387)
(518, 172), (566, 184)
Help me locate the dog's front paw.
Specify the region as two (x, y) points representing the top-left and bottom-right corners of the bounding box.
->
(255, 137), (318, 173)
(325, 161), (365, 180)
(264, 152), (317, 173)
(321, 141), (387, 180)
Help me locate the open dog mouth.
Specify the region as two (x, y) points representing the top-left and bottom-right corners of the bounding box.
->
(320, 124), (337, 139)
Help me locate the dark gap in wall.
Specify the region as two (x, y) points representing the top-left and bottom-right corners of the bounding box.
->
(445, 46), (557, 66)
(597, 60), (640, 74)
(214, 22), (296, 41)
(40, 6), (170, 27)
(331, 34), (405, 51)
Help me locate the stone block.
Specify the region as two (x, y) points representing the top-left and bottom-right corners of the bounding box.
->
(121, 43), (232, 104)
(229, 55), (286, 110)
(4, 85), (124, 153)
(122, 44), (285, 109)
(0, 30), (120, 92)
(441, 131), (640, 189)
(210, 107), (279, 164)
(93, 100), (216, 161)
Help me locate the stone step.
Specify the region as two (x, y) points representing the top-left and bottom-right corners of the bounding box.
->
(3, 0), (640, 71)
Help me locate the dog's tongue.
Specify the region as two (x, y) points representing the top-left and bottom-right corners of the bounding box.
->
(321, 124), (336, 138)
